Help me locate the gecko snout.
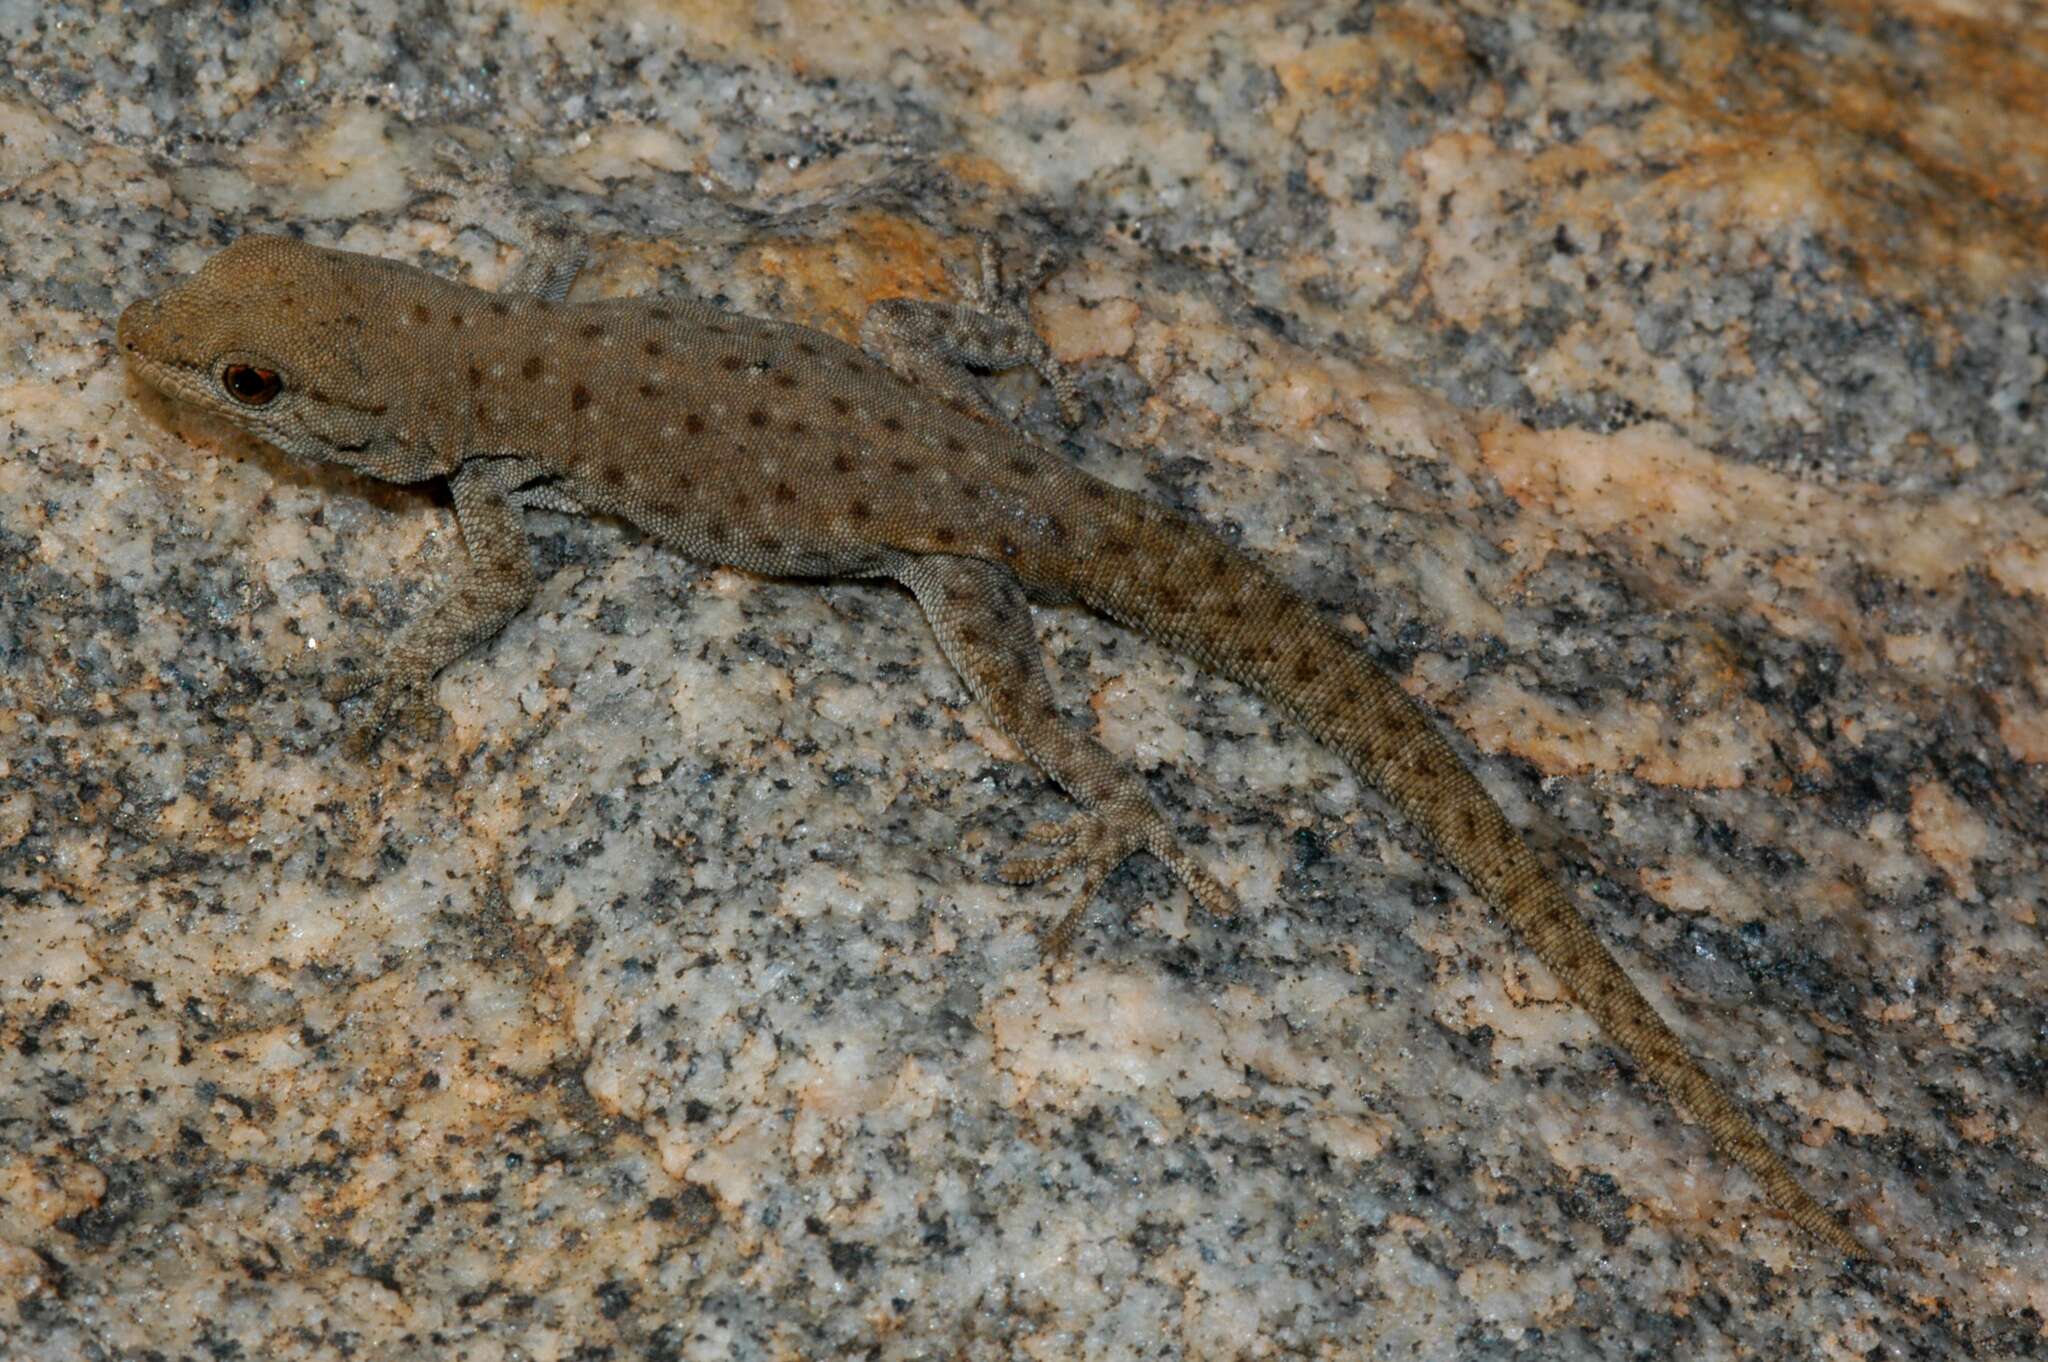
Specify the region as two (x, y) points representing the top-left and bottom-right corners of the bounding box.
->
(116, 295), (161, 356)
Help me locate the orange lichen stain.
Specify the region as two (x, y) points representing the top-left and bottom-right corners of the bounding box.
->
(1272, 35), (1385, 107)
(1461, 673), (1771, 789)
(1041, 290), (1139, 367)
(1479, 415), (2048, 620)
(1909, 780), (1991, 900)
(742, 211), (953, 340)
(1994, 680), (2048, 765)
(937, 152), (1021, 194)
(1630, 3), (2048, 302)
(1271, 5), (1470, 114)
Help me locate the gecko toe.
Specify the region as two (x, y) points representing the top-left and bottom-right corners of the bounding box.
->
(326, 667), (444, 759)
(999, 805), (1238, 957)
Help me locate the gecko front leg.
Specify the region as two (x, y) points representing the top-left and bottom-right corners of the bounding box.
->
(325, 457), (539, 754)
(413, 141), (591, 301)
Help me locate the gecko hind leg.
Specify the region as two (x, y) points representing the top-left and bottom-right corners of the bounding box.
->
(897, 554), (1237, 956)
(861, 234), (1083, 428)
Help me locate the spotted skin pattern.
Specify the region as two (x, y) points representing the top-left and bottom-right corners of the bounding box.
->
(116, 225), (1871, 1260)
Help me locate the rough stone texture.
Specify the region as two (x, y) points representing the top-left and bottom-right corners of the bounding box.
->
(1, 2), (2042, 1358)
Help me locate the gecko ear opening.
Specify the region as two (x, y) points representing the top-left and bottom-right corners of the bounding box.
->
(221, 363), (284, 406)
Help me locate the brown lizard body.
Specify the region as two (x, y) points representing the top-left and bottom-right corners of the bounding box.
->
(117, 224), (1871, 1260)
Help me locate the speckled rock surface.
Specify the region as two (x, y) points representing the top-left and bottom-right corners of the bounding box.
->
(2, 2), (2044, 1358)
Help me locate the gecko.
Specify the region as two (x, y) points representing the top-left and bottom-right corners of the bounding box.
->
(115, 214), (1873, 1262)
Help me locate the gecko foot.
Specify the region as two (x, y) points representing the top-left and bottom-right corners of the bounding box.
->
(322, 663), (444, 758)
(410, 137), (588, 302)
(861, 235), (1084, 429)
(999, 802), (1239, 957)
(954, 233), (1083, 428)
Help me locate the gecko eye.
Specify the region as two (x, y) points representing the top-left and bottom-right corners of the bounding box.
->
(222, 364), (283, 406)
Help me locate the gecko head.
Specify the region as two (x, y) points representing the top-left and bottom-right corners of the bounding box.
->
(118, 234), (456, 482)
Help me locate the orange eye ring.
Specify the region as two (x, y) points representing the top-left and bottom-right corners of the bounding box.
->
(222, 364), (283, 406)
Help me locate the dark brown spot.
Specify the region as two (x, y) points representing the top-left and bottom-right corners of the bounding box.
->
(448, 313), (465, 327)
(934, 526), (957, 545)
(1294, 657), (1321, 684)
(342, 314), (363, 326)
(957, 482), (981, 500)
(1010, 458), (1036, 477)
(960, 627), (981, 648)
(1082, 482), (1107, 500)
(649, 308), (672, 322)
(1221, 602), (1244, 620)
(999, 537), (1018, 559)
(1102, 539), (1132, 556)
(467, 365), (482, 387)
(747, 409), (768, 428)
(829, 396), (851, 415)
(309, 388), (330, 403)
(843, 358), (865, 374)
(533, 299), (554, 312)
(1459, 807), (1481, 839)
(879, 415), (903, 432)
(1206, 553), (1229, 578)
(473, 400), (490, 424)
(1045, 516), (1066, 542)
(489, 300), (509, 316)
(796, 341), (818, 356)
(719, 355), (745, 371)
(368, 403), (388, 416)
(1160, 590), (1183, 612)
(732, 492), (751, 512)
(644, 338), (665, 357)
(707, 323), (731, 335)
(685, 413), (706, 434)
(757, 536), (783, 553)
(412, 303), (432, 325)
(571, 384), (593, 412)
(773, 372), (797, 389)
(773, 482), (797, 503)
(602, 464), (625, 486)
(944, 435), (965, 454)
(890, 459), (918, 475)
(787, 421), (808, 436)
(707, 518), (729, 541)
(848, 499), (871, 520)
(639, 384), (662, 399)
(581, 324), (603, 339)
(521, 355), (543, 380)
(832, 452), (856, 474)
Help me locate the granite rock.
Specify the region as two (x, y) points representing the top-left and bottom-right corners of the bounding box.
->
(0, 2), (2042, 1357)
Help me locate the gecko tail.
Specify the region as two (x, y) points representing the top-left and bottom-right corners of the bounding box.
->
(1077, 513), (1874, 1260)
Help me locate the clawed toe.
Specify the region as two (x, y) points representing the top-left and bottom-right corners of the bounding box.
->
(322, 664), (442, 759)
(997, 805), (1237, 958)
